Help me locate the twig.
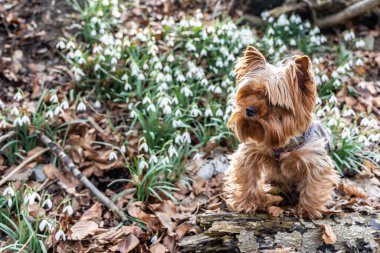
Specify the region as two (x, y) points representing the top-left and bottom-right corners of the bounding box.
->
(35, 131), (129, 223)
(0, 131), (16, 144)
(267, 2), (307, 17)
(0, 148), (49, 186)
(314, 0), (380, 28)
(17, 234), (33, 253)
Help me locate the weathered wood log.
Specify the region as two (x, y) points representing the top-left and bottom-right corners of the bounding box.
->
(179, 212), (380, 252)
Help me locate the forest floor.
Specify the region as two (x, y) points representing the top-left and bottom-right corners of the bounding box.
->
(1, 0), (380, 252)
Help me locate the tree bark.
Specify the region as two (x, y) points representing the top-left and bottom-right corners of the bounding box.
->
(314, 0), (380, 28)
(179, 212), (380, 252)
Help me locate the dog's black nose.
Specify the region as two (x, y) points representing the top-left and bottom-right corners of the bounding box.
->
(246, 106), (257, 117)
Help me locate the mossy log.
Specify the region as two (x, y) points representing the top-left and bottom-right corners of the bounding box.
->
(179, 212), (380, 252)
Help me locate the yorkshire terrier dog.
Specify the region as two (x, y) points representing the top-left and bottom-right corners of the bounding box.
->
(225, 46), (340, 219)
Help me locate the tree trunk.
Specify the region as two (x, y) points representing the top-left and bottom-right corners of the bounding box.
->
(179, 212), (380, 252)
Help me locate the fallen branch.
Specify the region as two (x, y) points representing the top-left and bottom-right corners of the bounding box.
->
(314, 0), (380, 28)
(0, 147), (49, 186)
(179, 212), (380, 252)
(35, 131), (129, 223)
(0, 131), (16, 144)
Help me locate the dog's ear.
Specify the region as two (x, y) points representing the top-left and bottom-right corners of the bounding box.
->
(235, 46), (266, 83)
(286, 55), (317, 130)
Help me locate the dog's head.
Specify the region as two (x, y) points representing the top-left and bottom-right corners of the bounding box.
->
(228, 46), (317, 148)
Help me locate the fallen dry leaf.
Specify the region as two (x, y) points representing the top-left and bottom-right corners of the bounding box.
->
(69, 220), (99, 240)
(262, 247), (292, 253)
(80, 202), (102, 221)
(150, 243), (166, 253)
(340, 183), (368, 199)
(118, 234), (139, 253)
(267, 206), (284, 217)
(320, 224), (337, 244)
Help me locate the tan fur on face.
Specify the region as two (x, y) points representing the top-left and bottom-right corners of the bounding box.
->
(225, 46), (339, 219)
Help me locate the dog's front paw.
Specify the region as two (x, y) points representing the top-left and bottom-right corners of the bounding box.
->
(295, 204), (324, 219)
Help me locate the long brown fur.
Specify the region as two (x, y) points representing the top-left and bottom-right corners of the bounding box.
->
(225, 46), (340, 219)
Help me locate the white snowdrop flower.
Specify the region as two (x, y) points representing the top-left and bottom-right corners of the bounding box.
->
(159, 82), (168, 91)
(139, 160), (148, 170)
(329, 96), (337, 104)
(200, 49), (207, 56)
(207, 26), (215, 33)
(56, 41), (66, 49)
(138, 73), (145, 81)
(342, 109), (355, 117)
(167, 54), (175, 62)
(130, 110), (136, 118)
(25, 192), (41, 205)
(90, 30), (97, 37)
(327, 118), (337, 126)
(368, 134), (379, 143)
(155, 73), (164, 83)
(177, 74), (186, 82)
(121, 74), (129, 81)
(66, 41), (75, 49)
(120, 145), (126, 153)
(13, 91), (23, 101)
(181, 87), (193, 97)
(93, 45), (103, 54)
(108, 150), (118, 161)
(215, 59), (223, 68)
(39, 219), (53, 232)
(360, 118), (370, 127)
(321, 74), (329, 82)
(147, 104), (156, 112)
(110, 57), (117, 65)
(55, 230), (66, 241)
(155, 61), (163, 70)
(149, 155), (158, 164)
(124, 82), (132, 91)
(78, 57), (86, 65)
(201, 79), (208, 86)
(355, 58), (364, 66)
(182, 132), (191, 144)
(216, 109), (223, 117)
(168, 145), (178, 157)
(190, 107), (202, 117)
(143, 63), (149, 70)
(205, 108), (213, 117)
(261, 11), (269, 20)
(175, 110), (182, 117)
(316, 97), (322, 105)
(98, 55), (105, 62)
(42, 199), (53, 209)
(76, 101), (86, 112)
(7, 198), (12, 207)
(139, 143), (148, 153)
(358, 82), (366, 89)
(358, 135), (367, 143)
(333, 79), (341, 87)
(168, 39), (174, 47)
(355, 40), (365, 48)
(316, 110), (325, 118)
(368, 119), (378, 128)
(92, 100), (101, 109)
(62, 205), (74, 216)
(186, 41), (196, 52)
(3, 186), (15, 197)
(341, 128), (351, 139)
(21, 115), (30, 124)
(13, 117), (23, 127)
(0, 119), (7, 128)
(214, 86), (222, 94)
(164, 74), (172, 82)
(173, 97), (179, 105)
(331, 107), (340, 117)
(267, 27), (275, 36)
(289, 38), (296, 46)
(163, 105), (172, 115)
(331, 71), (339, 79)
(175, 134), (182, 145)
(193, 153), (202, 161)
(60, 100), (69, 110)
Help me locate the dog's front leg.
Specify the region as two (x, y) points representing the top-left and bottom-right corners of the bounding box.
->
(224, 147), (270, 213)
